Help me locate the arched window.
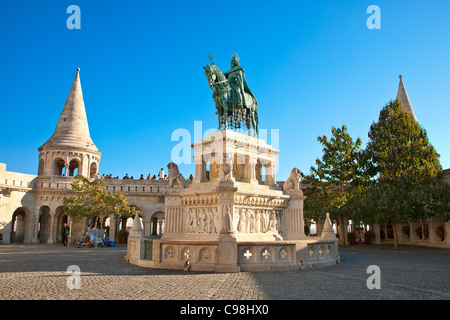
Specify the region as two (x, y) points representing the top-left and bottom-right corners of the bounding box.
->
(150, 211), (165, 236)
(54, 158), (66, 176)
(69, 159), (80, 177)
(90, 162), (97, 178)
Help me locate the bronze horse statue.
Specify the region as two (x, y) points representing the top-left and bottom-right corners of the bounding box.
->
(204, 63), (258, 136)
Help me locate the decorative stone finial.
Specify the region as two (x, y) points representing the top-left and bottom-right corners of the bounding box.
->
(399, 75), (402, 80)
(77, 67), (80, 72)
(321, 212), (337, 239)
(128, 215), (144, 239)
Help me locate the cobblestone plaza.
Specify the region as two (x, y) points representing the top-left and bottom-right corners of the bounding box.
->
(0, 244), (448, 300)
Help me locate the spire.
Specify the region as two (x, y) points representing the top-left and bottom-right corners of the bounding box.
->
(396, 75), (417, 122)
(40, 68), (98, 151)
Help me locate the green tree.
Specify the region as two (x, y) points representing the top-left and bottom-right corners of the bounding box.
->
(63, 176), (137, 227)
(303, 125), (365, 242)
(364, 99), (445, 249)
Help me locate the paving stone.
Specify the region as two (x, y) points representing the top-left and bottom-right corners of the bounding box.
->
(0, 244), (449, 300)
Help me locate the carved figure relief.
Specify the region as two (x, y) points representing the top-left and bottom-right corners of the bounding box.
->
(185, 207), (218, 234)
(235, 207), (283, 234)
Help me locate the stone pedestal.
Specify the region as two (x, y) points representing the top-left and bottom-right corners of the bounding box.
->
(216, 233), (240, 273)
(126, 130), (339, 272)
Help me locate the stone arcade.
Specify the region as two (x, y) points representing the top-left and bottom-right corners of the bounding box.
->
(0, 69), (166, 246)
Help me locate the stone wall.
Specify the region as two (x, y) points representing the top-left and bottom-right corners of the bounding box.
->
(0, 163), (38, 244)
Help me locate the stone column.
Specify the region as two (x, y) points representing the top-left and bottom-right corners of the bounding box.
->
(407, 221), (414, 244)
(264, 163), (272, 186)
(410, 221), (419, 243)
(284, 190), (307, 240)
(32, 207), (40, 244)
(271, 164), (277, 187)
(47, 211), (55, 244)
(151, 217), (158, 235)
(373, 224), (382, 244)
(143, 218), (151, 237)
(428, 217), (438, 246)
(109, 215), (116, 242)
(194, 160), (204, 183)
(382, 225), (388, 241)
(158, 219), (164, 235)
(247, 156), (258, 184)
(202, 160), (207, 182)
(67, 216), (73, 246)
(161, 194), (183, 240)
(193, 142), (201, 183)
(216, 186), (240, 273)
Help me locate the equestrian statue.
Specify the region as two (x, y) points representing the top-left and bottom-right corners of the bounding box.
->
(203, 53), (259, 137)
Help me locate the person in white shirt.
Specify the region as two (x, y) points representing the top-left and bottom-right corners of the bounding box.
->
(158, 168), (165, 180)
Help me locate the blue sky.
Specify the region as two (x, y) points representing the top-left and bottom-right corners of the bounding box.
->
(1, 0), (449, 180)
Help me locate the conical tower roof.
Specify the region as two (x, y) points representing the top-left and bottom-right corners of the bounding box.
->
(396, 75), (417, 122)
(39, 68), (99, 152)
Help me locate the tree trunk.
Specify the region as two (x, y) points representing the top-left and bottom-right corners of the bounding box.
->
(393, 222), (398, 250)
(338, 216), (346, 247)
(121, 217), (127, 231)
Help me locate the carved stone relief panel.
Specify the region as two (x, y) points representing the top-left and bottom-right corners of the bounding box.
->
(185, 207), (219, 234)
(234, 207), (284, 234)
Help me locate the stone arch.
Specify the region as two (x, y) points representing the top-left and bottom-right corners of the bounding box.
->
(90, 162), (98, 178)
(68, 158), (80, 177)
(10, 207), (31, 243)
(38, 206), (51, 243)
(55, 206), (68, 243)
(150, 211), (165, 236)
(54, 158), (66, 176)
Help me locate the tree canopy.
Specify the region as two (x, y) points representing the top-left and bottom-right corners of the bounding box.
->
(361, 99), (447, 249)
(303, 125), (365, 240)
(302, 100), (449, 249)
(63, 175), (137, 220)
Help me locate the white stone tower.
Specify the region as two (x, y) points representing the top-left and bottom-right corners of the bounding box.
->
(32, 68), (102, 244)
(37, 68), (101, 179)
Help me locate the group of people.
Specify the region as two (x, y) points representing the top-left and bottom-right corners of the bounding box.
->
(101, 174), (120, 179)
(82, 225), (108, 247)
(60, 223), (110, 247)
(100, 168), (168, 181)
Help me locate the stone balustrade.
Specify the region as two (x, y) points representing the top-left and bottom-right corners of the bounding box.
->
(31, 175), (192, 195)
